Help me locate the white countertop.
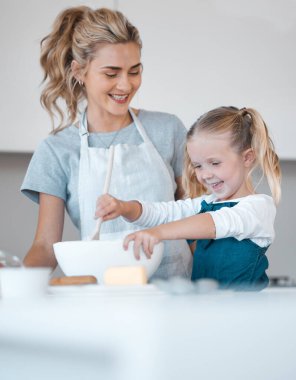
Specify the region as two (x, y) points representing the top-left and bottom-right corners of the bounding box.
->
(1, 286), (296, 380)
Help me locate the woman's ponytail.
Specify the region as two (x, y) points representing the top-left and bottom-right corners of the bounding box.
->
(40, 7), (87, 130)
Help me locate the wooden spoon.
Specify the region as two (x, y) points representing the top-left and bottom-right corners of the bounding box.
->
(88, 145), (115, 240)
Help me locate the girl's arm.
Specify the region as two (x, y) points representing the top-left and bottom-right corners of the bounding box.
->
(126, 194), (276, 259)
(124, 213), (215, 259)
(210, 195), (276, 244)
(95, 194), (202, 224)
(23, 193), (64, 268)
(95, 195), (142, 222)
(95, 175), (186, 222)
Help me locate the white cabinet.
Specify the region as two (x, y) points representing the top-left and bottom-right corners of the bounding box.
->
(1, 0), (295, 158)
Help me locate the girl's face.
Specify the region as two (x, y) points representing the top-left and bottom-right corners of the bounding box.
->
(79, 42), (142, 118)
(187, 131), (254, 201)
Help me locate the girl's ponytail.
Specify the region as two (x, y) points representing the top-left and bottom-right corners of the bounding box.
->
(246, 108), (281, 204)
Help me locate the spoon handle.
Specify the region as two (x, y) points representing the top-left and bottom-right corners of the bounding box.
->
(89, 145), (115, 240)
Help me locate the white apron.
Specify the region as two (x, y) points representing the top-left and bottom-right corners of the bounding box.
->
(78, 109), (192, 279)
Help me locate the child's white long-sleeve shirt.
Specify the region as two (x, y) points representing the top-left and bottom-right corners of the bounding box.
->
(131, 194), (276, 248)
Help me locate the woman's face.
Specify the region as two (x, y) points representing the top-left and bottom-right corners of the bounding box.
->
(82, 42), (142, 118)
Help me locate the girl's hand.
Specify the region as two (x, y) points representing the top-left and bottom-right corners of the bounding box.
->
(123, 229), (161, 260)
(95, 194), (124, 221)
(95, 194), (142, 222)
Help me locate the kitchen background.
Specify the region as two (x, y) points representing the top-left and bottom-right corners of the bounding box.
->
(0, 0), (295, 279)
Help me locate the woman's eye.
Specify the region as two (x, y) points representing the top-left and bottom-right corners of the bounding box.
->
(129, 71), (140, 76)
(193, 165), (201, 169)
(105, 73), (117, 78)
(212, 162), (220, 166)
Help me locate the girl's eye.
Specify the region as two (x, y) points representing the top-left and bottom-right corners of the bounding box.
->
(129, 71), (140, 76)
(193, 165), (201, 169)
(212, 162), (220, 166)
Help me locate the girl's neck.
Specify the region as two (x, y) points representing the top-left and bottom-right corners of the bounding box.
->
(86, 108), (133, 133)
(215, 186), (255, 202)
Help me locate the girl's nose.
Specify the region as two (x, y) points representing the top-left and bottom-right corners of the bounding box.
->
(201, 170), (213, 180)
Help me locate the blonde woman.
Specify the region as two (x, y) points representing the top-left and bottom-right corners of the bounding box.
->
(21, 6), (192, 278)
(96, 106), (281, 290)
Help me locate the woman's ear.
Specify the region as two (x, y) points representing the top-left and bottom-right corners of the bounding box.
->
(243, 148), (255, 168)
(71, 60), (83, 82)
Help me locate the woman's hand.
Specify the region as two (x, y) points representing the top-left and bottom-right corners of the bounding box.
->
(123, 228), (162, 260)
(95, 194), (142, 222)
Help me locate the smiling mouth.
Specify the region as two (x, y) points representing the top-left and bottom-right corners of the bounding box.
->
(109, 94), (129, 104)
(207, 181), (223, 189)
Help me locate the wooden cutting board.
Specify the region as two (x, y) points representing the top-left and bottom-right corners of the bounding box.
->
(50, 276), (97, 286)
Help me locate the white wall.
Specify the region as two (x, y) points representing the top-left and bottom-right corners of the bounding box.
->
(1, 0), (296, 157)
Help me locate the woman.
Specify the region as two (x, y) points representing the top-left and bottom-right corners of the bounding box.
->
(21, 6), (192, 279)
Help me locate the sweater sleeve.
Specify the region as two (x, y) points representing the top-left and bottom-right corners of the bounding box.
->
(21, 139), (68, 203)
(209, 195), (276, 246)
(131, 197), (204, 227)
(170, 115), (187, 178)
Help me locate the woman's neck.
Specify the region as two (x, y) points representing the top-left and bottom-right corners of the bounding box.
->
(86, 108), (133, 133)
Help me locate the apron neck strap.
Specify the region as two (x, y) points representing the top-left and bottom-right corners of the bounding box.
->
(128, 108), (150, 143)
(78, 108), (150, 144)
(79, 111), (89, 137)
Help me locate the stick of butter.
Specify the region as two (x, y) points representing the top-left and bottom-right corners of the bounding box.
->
(104, 266), (147, 285)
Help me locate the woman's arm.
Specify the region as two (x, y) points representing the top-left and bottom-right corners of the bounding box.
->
(23, 193), (65, 268)
(174, 176), (184, 200)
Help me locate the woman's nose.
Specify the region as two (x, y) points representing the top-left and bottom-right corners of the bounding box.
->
(116, 74), (132, 92)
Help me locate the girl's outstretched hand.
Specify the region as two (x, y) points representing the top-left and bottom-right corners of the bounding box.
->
(123, 229), (161, 260)
(95, 194), (142, 222)
(95, 194), (124, 221)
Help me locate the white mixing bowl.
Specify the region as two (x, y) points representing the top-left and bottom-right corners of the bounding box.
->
(53, 239), (163, 283)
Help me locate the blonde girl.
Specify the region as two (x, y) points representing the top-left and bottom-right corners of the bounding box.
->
(96, 106), (281, 290)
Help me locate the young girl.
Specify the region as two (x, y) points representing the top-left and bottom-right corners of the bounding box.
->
(96, 106), (281, 290)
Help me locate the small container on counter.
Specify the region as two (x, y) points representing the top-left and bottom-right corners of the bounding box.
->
(0, 267), (51, 299)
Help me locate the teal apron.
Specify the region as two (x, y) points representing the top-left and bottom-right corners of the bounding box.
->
(191, 200), (269, 290)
